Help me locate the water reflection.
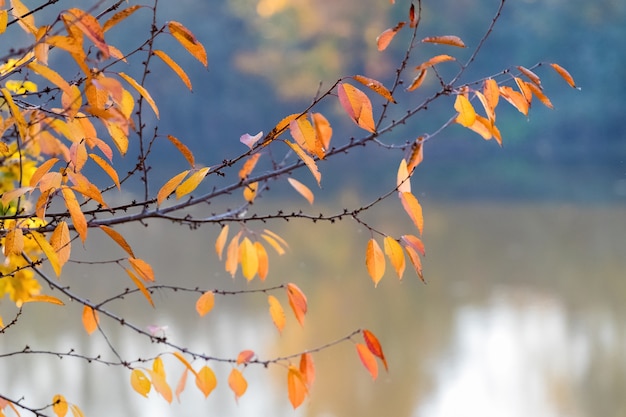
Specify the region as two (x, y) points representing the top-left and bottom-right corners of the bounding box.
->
(1, 203), (625, 417)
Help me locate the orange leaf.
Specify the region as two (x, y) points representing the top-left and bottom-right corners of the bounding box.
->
(299, 353), (315, 388)
(10, 0), (36, 34)
(82, 305), (99, 335)
(52, 394), (68, 417)
(27, 62), (71, 94)
(376, 22), (405, 51)
(30, 231), (62, 276)
(195, 366), (217, 398)
(255, 241), (269, 281)
(22, 294), (65, 306)
(172, 351), (197, 376)
(285, 141), (321, 186)
(176, 167), (210, 199)
(356, 343), (378, 380)
(131, 369), (151, 397)
(239, 237), (258, 281)
(225, 231), (242, 277)
(61, 84), (82, 119)
(268, 295), (286, 333)
(311, 113), (332, 153)
(89, 153), (120, 189)
(243, 181), (258, 203)
(100, 225), (135, 257)
(175, 368), (188, 402)
(454, 94), (476, 127)
(287, 178), (314, 204)
(401, 234), (426, 256)
(366, 238), (386, 286)
(421, 35), (465, 47)
(406, 139), (424, 173)
(514, 77), (533, 103)
(119, 72), (159, 118)
(157, 170), (189, 206)
(154, 49), (192, 90)
(168, 21), (208, 67)
(166, 135), (195, 167)
(415, 54), (455, 71)
(129, 257), (155, 282)
(383, 236), (405, 279)
(517, 65), (541, 87)
(399, 192), (424, 234)
(483, 78), (500, 111)
(406, 69), (427, 92)
(352, 75), (396, 103)
(337, 83), (376, 133)
(29, 158), (59, 188)
(405, 245), (424, 282)
(4, 227), (24, 257)
(261, 229), (288, 255)
(147, 369), (173, 403)
(287, 365), (308, 409)
(103, 5), (144, 32)
(1, 187), (33, 207)
(238, 153), (262, 180)
(195, 291), (215, 317)
(290, 116), (323, 159)
(51, 222), (71, 267)
(363, 329), (388, 371)
(286, 283), (307, 326)
(396, 159), (411, 193)
(525, 81), (553, 109)
(126, 268), (154, 308)
(550, 63), (577, 88)
(215, 225), (229, 260)
(63, 9), (109, 58)
(499, 85), (529, 115)
(236, 350), (255, 365)
(228, 368), (247, 400)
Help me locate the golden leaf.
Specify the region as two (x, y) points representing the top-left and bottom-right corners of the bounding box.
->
(10, 0), (36, 34)
(195, 291), (215, 317)
(168, 21), (208, 67)
(299, 353), (315, 388)
(30, 231), (62, 277)
(239, 237), (258, 281)
(175, 368), (188, 402)
(415, 54), (455, 71)
(52, 394), (68, 417)
(130, 369), (151, 397)
(4, 227), (24, 257)
(243, 181), (258, 203)
(376, 22), (406, 51)
(165, 135), (195, 167)
(290, 116), (323, 159)
(215, 225), (229, 260)
(255, 241), (269, 281)
(352, 75), (396, 103)
(195, 366), (217, 398)
(103, 5), (144, 32)
(228, 368), (248, 400)
(337, 83), (376, 133)
(147, 369), (173, 403)
(286, 283), (307, 326)
(454, 94), (477, 127)
(406, 69), (427, 92)
(157, 170), (190, 206)
(89, 153), (120, 189)
(311, 113), (332, 153)
(236, 350), (255, 365)
(285, 141), (321, 186)
(550, 63), (577, 88)
(399, 192), (424, 234)
(396, 159), (411, 193)
(175, 167), (210, 199)
(499, 85), (529, 115)
(63, 9), (109, 58)
(51, 221), (71, 267)
(287, 178), (314, 204)
(154, 49), (192, 91)
(405, 245), (424, 282)
(22, 294), (65, 306)
(383, 236), (405, 279)
(126, 269), (154, 307)
(129, 257), (155, 282)
(517, 65), (542, 87)
(238, 153), (262, 180)
(27, 62), (71, 94)
(366, 238), (386, 286)
(268, 295), (286, 333)
(421, 35), (466, 47)
(525, 81), (553, 109)
(225, 231), (242, 277)
(119, 72), (159, 118)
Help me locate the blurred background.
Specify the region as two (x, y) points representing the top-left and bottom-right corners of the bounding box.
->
(1, 0), (626, 416)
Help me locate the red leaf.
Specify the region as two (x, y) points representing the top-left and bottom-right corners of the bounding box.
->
(363, 329), (388, 371)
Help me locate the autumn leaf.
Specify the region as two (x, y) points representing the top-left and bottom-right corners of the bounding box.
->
(366, 238), (386, 286)
(89, 153), (120, 189)
(240, 237), (258, 281)
(129, 257), (155, 282)
(483, 78), (500, 111)
(287, 365), (308, 409)
(337, 83), (376, 133)
(157, 170), (190, 206)
(401, 234), (426, 257)
(286, 283), (307, 326)
(63, 9), (109, 59)
(52, 394), (68, 417)
(311, 112), (332, 152)
(131, 369), (151, 397)
(287, 177), (314, 204)
(290, 116), (323, 159)
(525, 81), (553, 109)
(103, 5), (144, 32)
(517, 65), (541, 87)
(499, 85), (529, 115)
(175, 167), (210, 199)
(228, 368), (247, 400)
(119, 72), (159, 118)
(405, 245), (424, 282)
(406, 139), (424, 173)
(29, 158), (59, 188)
(23, 294), (65, 306)
(147, 369), (173, 403)
(100, 225), (135, 257)
(550, 63), (577, 88)
(166, 135), (195, 167)
(154, 50), (192, 90)
(421, 35), (465, 48)
(261, 229), (288, 255)
(376, 22), (405, 51)
(168, 21), (208, 67)
(82, 305), (99, 335)
(225, 231), (242, 277)
(363, 329), (388, 371)
(175, 368), (188, 402)
(243, 181), (258, 203)
(239, 153), (262, 180)
(399, 192), (424, 234)
(195, 366), (217, 398)
(268, 295), (286, 333)
(383, 236), (405, 279)
(415, 54), (455, 71)
(10, 0), (36, 34)
(352, 75), (396, 103)
(406, 69), (427, 92)
(30, 231), (62, 277)
(514, 77), (533, 103)
(356, 343), (378, 380)
(255, 241), (269, 281)
(126, 269), (154, 308)
(299, 353), (315, 388)
(236, 350), (255, 365)
(4, 227), (24, 257)
(396, 159), (411, 193)
(285, 141), (321, 186)
(215, 225), (229, 260)
(454, 94), (477, 127)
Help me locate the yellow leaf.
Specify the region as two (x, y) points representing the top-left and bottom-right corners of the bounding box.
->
(4, 227), (24, 256)
(82, 305), (99, 335)
(154, 49), (192, 91)
(130, 369), (151, 398)
(337, 83), (376, 133)
(286, 283), (307, 326)
(215, 225), (229, 260)
(399, 192), (424, 234)
(236, 350), (255, 365)
(30, 231), (62, 277)
(405, 245), (424, 282)
(483, 78), (500, 112)
(514, 77), (533, 103)
(153, 357), (166, 377)
(22, 294), (65, 306)
(396, 159), (411, 193)
(175, 167), (209, 199)
(366, 238), (386, 286)
(238, 153), (262, 180)
(287, 365), (308, 409)
(157, 170), (189, 206)
(119, 72), (159, 118)
(172, 352), (197, 376)
(166, 135), (195, 167)
(89, 153), (120, 189)
(242, 181), (258, 203)
(62, 84), (82, 119)
(168, 21), (208, 67)
(352, 75), (396, 103)
(454, 94), (476, 127)
(2, 88), (27, 141)
(51, 221), (71, 267)
(239, 237), (258, 281)
(290, 116), (323, 159)
(356, 343), (378, 380)
(225, 231), (242, 277)
(262, 229), (288, 253)
(228, 368), (248, 400)
(52, 394), (68, 417)
(30, 158), (59, 188)
(550, 63), (577, 88)
(195, 291), (215, 317)
(376, 22), (405, 51)
(195, 366), (217, 398)
(268, 295), (286, 333)
(383, 236), (405, 279)
(415, 54), (455, 71)
(69, 404), (85, 417)
(61, 187), (87, 243)
(499, 85), (529, 115)
(103, 5), (144, 32)
(255, 241), (269, 281)
(421, 35), (466, 47)
(1, 186), (33, 207)
(285, 141), (321, 186)
(63, 9), (109, 58)
(406, 69), (427, 92)
(0, 10), (8, 34)
(287, 178), (314, 204)
(129, 257), (155, 282)
(27, 62), (71, 94)
(10, 0), (36, 34)
(126, 268), (154, 307)
(311, 112), (332, 153)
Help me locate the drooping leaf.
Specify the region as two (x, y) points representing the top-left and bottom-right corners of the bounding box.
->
(401, 234), (426, 256)
(195, 366), (217, 398)
(399, 192), (424, 234)
(195, 291), (215, 317)
(228, 368), (248, 400)
(415, 54), (455, 71)
(454, 94), (477, 127)
(62, 84), (82, 119)
(396, 159), (411, 193)
(286, 283), (307, 326)
(287, 365), (308, 409)
(239, 237), (258, 281)
(129, 257), (155, 282)
(238, 153), (262, 180)
(27, 62), (71, 94)
(268, 295), (286, 333)
(63, 9), (109, 58)
(2, 88), (27, 140)
(290, 116), (323, 159)
(337, 83), (376, 133)
(51, 221), (71, 267)
(175, 167), (210, 199)
(30, 231), (62, 277)
(483, 78), (500, 112)
(157, 170), (190, 206)
(421, 35), (465, 48)
(103, 5), (144, 32)
(499, 85), (529, 115)
(23, 294), (65, 306)
(89, 153), (120, 189)
(285, 141), (321, 186)
(255, 241), (269, 281)
(550, 63), (577, 88)
(514, 77), (533, 103)
(1, 187), (33, 207)
(299, 353), (315, 388)
(131, 369), (151, 397)
(175, 368), (188, 402)
(366, 238), (386, 286)
(311, 113), (332, 152)
(287, 178), (314, 204)
(126, 269), (154, 307)
(52, 394), (68, 417)
(405, 245), (424, 282)
(29, 158), (59, 188)
(376, 21), (405, 51)
(406, 139), (424, 173)
(154, 50), (192, 91)
(4, 227), (24, 257)
(215, 225), (229, 260)
(10, 0), (36, 34)
(166, 135), (195, 167)
(225, 231), (242, 277)
(261, 229), (288, 255)
(243, 181), (258, 203)
(119, 72), (159, 118)
(356, 343), (378, 380)
(406, 69), (427, 92)
(236, 350), (255, 365)
(100, 225), (134, 257)
(383, 236), (405, 279)
(82, 305), (99, 335)
(525, 81), (553, 109)
(352, 75), (396, 103)
(0, 10), (7, 34)
(168, 21), (208, 67)
(172, 352), (197, 376)
(363, 329), (388, 371)
(69, 404), (85, 417)
(147, 369), (173, 403)
(517, 65), (541, 87)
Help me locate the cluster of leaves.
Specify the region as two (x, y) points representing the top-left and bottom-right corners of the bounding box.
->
(0, 0), (576, 415)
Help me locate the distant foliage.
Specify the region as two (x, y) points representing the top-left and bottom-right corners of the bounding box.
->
(0, 0), (575, 415)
